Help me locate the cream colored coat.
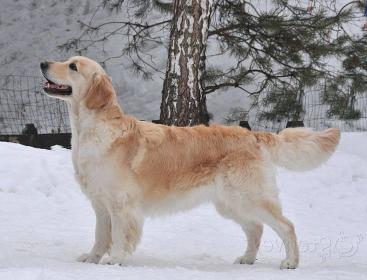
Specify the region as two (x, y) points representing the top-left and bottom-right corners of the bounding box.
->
(41, 56), (340, 269)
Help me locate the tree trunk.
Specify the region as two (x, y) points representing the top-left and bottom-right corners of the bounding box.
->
(160, 0), (213, 126)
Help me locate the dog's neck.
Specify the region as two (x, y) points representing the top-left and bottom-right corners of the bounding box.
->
(67, 102), (80, 136)
(67, 100), (125, 174)
(67, 100), (124, 135)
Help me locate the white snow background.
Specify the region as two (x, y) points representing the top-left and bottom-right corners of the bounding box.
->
(0, 133), (366, 280)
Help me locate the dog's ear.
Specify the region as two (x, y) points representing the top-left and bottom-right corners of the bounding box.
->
(85, 73), (115, 110)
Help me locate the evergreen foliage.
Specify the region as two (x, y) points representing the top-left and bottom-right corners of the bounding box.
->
(60, 0), (367, 122)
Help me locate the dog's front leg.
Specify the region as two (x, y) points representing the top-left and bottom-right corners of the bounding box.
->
(77, 200), (111, 264)
(101, 202), (143, 265)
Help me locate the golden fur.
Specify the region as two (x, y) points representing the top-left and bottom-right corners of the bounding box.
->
(42, 56), (341, 269)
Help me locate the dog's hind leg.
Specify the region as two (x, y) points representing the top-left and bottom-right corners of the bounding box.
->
(217, 154), (298, 269)
(215, 203), (263, 265)
(257, 200), (299, 269)
(77, 200), (111, 264)
(234, 220), (263, 265)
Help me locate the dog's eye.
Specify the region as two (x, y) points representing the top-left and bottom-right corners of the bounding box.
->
(69, 63), (77, 71)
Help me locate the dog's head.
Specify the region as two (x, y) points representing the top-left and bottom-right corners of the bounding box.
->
(40, 56), (115, 109)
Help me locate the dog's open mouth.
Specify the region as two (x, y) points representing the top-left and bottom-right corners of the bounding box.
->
(43, 78), (72, 96)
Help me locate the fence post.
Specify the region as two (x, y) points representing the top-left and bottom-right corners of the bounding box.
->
(286, 121), (304, 128)
(239, 121), (251, 130)
(21, 123), (39, 147)
(22, 123), (38, 135)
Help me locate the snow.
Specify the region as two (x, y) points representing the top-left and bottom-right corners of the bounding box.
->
(0, 133), (366, 279)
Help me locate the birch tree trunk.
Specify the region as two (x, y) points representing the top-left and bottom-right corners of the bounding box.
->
(160, 0), (213, 126)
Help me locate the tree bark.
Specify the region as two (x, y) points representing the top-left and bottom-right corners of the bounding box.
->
(160, 0), (213, 126)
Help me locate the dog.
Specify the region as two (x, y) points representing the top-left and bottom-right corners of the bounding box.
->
(40, 56), (340, 269)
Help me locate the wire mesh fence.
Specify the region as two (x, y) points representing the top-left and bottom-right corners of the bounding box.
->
(0, 75), (366, 136)
(0, 75), (70, 135)
(236, 83), (367, 132)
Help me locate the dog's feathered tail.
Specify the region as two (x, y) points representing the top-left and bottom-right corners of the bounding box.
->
(255, 128), (340, 171)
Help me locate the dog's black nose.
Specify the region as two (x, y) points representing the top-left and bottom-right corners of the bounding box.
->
(40, 62), (48, 71)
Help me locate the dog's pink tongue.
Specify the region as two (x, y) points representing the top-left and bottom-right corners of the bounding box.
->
(45, 82), (68, 89)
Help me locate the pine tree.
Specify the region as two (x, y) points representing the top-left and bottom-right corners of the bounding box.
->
(60, 0), (367, 125)
(160, 0), (213, 126)
(323, 34), (367, 120)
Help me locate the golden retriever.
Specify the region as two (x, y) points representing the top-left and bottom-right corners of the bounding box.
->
(40, 56), (340, 269)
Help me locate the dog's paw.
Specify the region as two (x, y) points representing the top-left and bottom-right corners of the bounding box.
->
(234, 255), (256, 265)
(280, 258), (298, 269)
(77, 253), (90, 262)
(100, 255), (125, 266)
(77, 253), (102, 264)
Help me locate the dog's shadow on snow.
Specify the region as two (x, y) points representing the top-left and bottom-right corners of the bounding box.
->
(124, 254), (277, 272)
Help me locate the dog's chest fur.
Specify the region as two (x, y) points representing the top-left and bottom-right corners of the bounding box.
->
(71, 111), (121, 198)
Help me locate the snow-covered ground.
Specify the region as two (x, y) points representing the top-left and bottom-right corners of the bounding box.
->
(0, 133), (366, 279)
